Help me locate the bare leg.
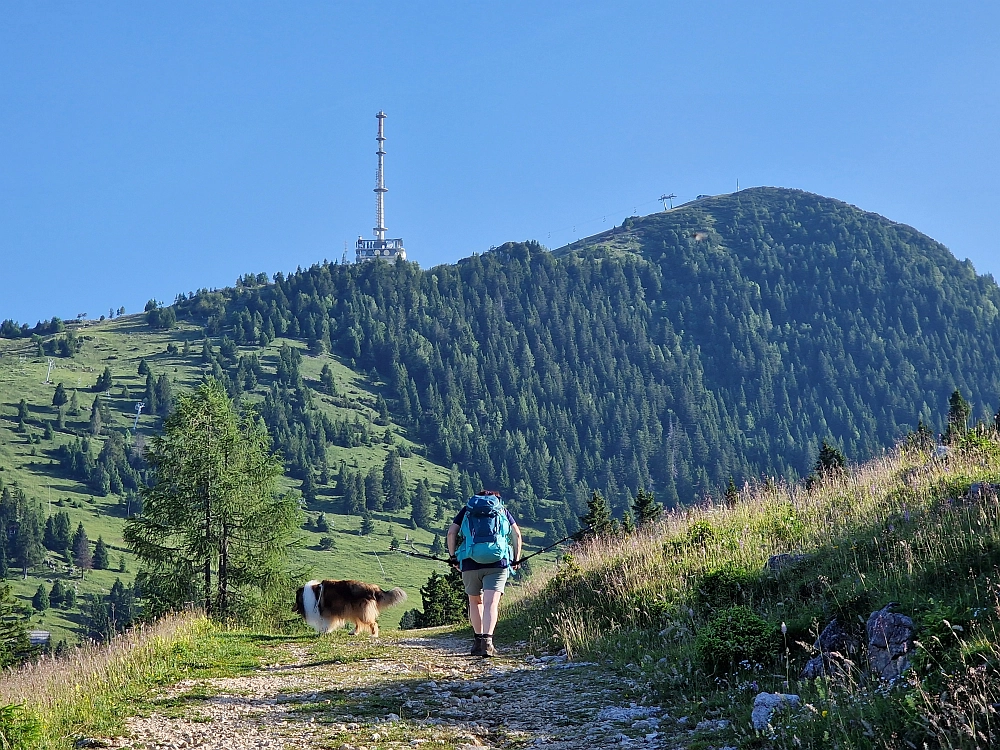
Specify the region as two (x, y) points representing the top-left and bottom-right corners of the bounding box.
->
(482, 590), (502, 635)
(468, 594), (484, 634)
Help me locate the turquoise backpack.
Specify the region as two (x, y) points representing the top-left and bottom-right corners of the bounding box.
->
(457, 494), (512, 565)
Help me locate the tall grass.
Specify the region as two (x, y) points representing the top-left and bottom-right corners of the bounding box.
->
(0, 611), (204, 749)
(504, 434), (1000, 748)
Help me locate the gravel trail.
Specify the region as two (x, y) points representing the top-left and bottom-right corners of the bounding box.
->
(101, 633), (736, 750)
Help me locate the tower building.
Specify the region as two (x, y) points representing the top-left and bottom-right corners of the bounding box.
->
(356, 111), (406, 262)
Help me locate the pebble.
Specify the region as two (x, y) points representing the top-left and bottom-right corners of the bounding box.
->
(95, 636), (716, 750)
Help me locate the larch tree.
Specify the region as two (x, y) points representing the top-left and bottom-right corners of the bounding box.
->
(124, 378), (299, 620)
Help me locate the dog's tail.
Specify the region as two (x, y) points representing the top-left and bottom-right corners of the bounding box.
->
(376, 587), (407, 612)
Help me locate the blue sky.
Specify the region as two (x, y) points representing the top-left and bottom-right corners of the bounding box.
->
(2, 2), (998, 324)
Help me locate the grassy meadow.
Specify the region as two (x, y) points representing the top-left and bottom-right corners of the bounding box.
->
(0, 314), (484, 639)
(503, 432), (1000, 748)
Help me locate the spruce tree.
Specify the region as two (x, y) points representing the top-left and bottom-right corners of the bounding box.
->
(813, 440), (847, 478)
(301, 471), (318, 505)
(32, 583), (49, 611)
(365, 468), (384, 511)
(73, 523), (92, 574)
(723, 479), (739, 509)
(89, 397), (102, 437)
(578, 490), (614, 540)
(411, 479), (432, 530)
(430, 534), (444, 556)
(320, 363), (337, 396)
(93, 366), (112, 392)
(69, 389), (80, 415)
(383, 450), (405, 511)
(49, 579), (66, 607)
(52, 382), (68, 407)
(632, 488), (663, 526)
(93, 536), (109, 570)
(946, 389), (972, 442)
(360, 513), (375, 536)
(0, 583), (31, 668)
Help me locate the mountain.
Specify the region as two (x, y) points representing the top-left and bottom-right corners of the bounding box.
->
(4, 185), (1000, 642)
(171, 187), (1000, 520)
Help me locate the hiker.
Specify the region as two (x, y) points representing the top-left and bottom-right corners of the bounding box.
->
(447, 490), (522, 657)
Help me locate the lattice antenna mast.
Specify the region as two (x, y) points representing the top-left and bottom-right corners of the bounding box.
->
(374, 111), (387, 242)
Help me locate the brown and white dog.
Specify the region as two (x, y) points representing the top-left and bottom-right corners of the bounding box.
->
(293, 579), (407, 638)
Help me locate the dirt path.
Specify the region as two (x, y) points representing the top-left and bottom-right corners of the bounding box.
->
(103, 633), (737, 750)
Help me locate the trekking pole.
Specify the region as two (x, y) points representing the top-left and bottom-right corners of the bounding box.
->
(392, 540), (450, 563)
(513, 527), (592, 565)
(393, 548), (449, 563)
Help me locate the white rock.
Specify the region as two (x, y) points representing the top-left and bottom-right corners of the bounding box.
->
(751, 692), (801, 730)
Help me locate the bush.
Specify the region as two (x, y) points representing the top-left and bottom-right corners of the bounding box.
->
(696, 605), (775, 674)
(686, 520), (716, 546)
(0, 704), (42, 750)
(318, 536), (335, 550)
(698, 565), (756, 609)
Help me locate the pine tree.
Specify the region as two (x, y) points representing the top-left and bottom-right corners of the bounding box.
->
(154, 373), (174, 417)
(315, 513), (329, 532)
(414, 569), (467, 627)
(411, 479), (433, 530)
(430, 534), (444, 556)
(138, 358), (150, 376)
(632, 488), (663, 526)
(723, 479), (739, 509)
(93, 536), (109, 570)
(578, 490), (614, 540)
(32, 583), (49, 611)
(360, 513), (375, 536)
(301, 471), (318, 505)
(0, 583), (31, 668)
(124, 378), (299, 620)
(319, 363), (337, 396)
(49, 579), (66, 607)
(383, 450), (406, 511)
(93, 366), (112, 392)
(946, 389), (972, 442)
(73, 522), (92, 574)
(365, 468), (384, 511)
(52, 382), (68, 407)
(813, 440), (847, 478)
(89, 397), (102, 436)
(69, 389), (80, 415)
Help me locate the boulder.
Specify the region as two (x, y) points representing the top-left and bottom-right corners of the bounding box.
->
(751, 692), (801, 731)
(799, 618), (858, 679)
(866, 603), (915, 681)
(766, 553), (809, 573)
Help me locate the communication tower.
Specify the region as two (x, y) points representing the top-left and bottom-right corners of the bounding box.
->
(356, 112), (406, 262)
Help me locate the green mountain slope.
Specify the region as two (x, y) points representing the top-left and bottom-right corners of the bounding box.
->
(176, 187), (1000, 521)
(4, 186), (1000, 645)
(0, 318), (474, 642)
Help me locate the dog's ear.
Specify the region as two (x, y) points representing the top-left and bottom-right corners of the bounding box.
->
(293, 587), (304, 615)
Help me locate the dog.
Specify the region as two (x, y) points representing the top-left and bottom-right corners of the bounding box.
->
(293, 579), (407, 638)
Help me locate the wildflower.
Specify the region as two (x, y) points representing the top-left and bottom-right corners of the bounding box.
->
(781, 622), (787, 635)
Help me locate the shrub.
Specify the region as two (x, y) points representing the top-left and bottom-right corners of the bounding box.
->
(318, 536), (335, 550)
(0, 703), (42, 749)
(686, 520), (716, 546)
(698, 565), (756, 609)
(696, 605), (775, 674)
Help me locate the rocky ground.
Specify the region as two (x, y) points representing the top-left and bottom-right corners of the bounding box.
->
(98, 632), (740, 750)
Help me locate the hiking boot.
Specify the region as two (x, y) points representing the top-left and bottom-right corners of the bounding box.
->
(470, 635), (485, 656)
(482, 635), (499, 657)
